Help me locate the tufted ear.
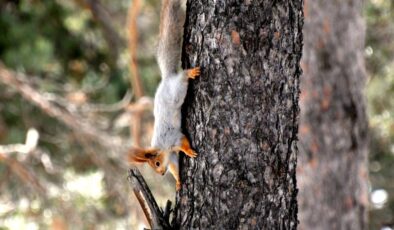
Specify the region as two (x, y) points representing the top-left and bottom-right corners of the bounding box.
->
(128, 147), (158, 163)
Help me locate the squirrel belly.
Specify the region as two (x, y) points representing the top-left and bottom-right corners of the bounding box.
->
(128, 0), (199, 191)
(151, 71), (188, 149)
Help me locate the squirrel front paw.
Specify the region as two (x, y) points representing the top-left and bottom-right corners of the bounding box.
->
(187, 67), (201, 79)
(184, 150), (198, 158)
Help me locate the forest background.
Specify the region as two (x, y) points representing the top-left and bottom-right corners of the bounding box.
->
(0, 0), (393, 229)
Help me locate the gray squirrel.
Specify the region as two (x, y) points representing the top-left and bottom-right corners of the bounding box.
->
(128, 0), (200, 191)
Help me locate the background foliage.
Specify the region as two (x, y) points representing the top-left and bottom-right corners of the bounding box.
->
(365, 0), (394, 228)
(0, 0), (393, 229)
(0, 0), (168, 229)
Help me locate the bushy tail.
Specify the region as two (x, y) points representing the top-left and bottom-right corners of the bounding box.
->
(157, 0), (184, 77)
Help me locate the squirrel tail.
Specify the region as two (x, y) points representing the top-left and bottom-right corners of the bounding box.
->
(157, 0), (184, 78)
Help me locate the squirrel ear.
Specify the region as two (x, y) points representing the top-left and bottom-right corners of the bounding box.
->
(128, 147), (158, 163)
(128, 147), (149, 163)
(128, 155), (147, 163)
(144, 148), (158, 159)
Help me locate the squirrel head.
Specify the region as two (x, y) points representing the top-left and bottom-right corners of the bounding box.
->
(128, 147), (170, 175)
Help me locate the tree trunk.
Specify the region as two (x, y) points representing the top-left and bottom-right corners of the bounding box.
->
(175, 1), (303, 229)
(298, 0), (368, 229)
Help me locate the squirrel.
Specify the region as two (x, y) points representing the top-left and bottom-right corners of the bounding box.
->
(128, 0), (200, 191)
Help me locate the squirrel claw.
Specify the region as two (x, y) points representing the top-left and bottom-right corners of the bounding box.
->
(187, 67), (201, 79)
(185, 150), (198, 158)
(176, 182), (181, 191)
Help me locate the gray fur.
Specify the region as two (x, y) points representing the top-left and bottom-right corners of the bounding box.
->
(152, 0), (186, 150)
(157, 0), (184, 77)
(151, 71), (188, 149)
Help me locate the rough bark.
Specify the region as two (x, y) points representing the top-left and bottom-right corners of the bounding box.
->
(175, 1), (303, 229)
(298, 0), (368, 229)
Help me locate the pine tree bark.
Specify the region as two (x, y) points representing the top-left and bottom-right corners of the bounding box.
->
(175, 1), (303, 229)
(298, 0), (368, 229)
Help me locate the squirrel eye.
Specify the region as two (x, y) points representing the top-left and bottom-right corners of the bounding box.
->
(155, 161), (160, 167)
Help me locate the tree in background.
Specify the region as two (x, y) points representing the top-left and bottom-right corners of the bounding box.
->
(175, 1), (303, 228)
(365, 0), (394, 228)
(298, 0), (369, 229)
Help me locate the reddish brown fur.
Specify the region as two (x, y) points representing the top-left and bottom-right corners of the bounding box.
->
(128, 136), (197, 190)
(159, 0), (170, 38)
(179, 136), (197, 157)
(128, 147), (169, 175)
(186, 67), (201, 79)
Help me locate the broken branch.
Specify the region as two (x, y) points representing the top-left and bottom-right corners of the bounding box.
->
(128, 167), (172, 230)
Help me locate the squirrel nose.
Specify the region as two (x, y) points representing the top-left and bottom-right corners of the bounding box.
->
(162, 172), (165, 176)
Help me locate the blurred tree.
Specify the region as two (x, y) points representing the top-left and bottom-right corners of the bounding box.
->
(175, 1), (303, 228)
(365, 0), (394, 228)
(298, 0), (368, 229)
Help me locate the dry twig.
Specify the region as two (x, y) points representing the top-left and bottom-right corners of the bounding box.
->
(0, 128), (39, 154)
(128, 168), (172, 230)
(127, 0), (147, 147)
(0, 152), (46, 195)
(0, 63), (127, 156)
(127, 0), (144, 98)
